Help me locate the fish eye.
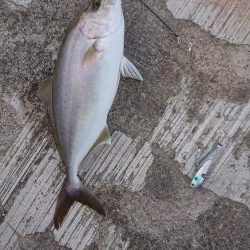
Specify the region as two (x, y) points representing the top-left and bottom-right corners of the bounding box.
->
(190, 183), (196, 188)
(194, 176), (198, 181)
(93, 0), (101, 9)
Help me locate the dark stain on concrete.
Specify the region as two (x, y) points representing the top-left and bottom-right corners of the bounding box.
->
(18, 231), (69, 250)
(197, 198), (250, 250)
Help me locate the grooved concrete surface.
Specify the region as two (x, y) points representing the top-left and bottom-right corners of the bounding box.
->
(167, 0), (250, 45)
(1, 0), (250, 249)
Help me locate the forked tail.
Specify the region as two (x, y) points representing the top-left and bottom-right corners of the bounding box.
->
(53, 179), (106, 229)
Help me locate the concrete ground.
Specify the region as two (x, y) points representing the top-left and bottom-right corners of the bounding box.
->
(1, 0), (250, 249)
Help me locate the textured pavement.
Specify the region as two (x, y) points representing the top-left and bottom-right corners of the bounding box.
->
(1, 0), (250, 249)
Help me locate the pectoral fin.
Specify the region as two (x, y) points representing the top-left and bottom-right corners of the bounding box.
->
(82, 40), (105, 67)
(91, 125), (111, 151)
(120, 56), (143, 81)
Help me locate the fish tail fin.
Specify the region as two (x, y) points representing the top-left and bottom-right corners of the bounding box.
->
(53, 179), (106, 230)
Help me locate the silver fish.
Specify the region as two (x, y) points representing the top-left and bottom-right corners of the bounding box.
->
(191, 144), (222, 188)
(39, 0), (143, 229)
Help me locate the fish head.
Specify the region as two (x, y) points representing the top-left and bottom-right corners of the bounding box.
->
(78, 0), (123, 39)
(190, 175), (204, 188)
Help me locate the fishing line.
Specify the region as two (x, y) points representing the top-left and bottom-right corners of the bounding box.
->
(138, 0), (193, 54)
(138, 0), (178, 37)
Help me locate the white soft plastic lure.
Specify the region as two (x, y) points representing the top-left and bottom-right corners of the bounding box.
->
(191, 144), (222, 188)
(39, 0), (143, 229)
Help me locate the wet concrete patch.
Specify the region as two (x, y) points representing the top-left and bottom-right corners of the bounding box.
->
(197, 198), (250, 250)
(18, 231), (69, 250)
